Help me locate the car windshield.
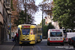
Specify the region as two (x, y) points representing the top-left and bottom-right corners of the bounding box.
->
(22, 29), (30, 35)
(50, 32), (62, 37)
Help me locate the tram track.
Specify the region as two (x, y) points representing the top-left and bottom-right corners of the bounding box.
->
(12, 43), (34, 50)
(11, 39), (75, 50)
(19, 46), (23, 50)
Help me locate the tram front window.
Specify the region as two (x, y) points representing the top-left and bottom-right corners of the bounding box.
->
(22, 29), (30, 35)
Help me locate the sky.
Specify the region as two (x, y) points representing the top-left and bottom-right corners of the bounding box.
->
(34, 0), (53, 25)
(21, 0), (53, 25)
(34, 0), (43, 25)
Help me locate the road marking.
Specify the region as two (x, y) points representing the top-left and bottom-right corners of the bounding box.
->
(19, 46), (21, 50)
(37, 46), (41, 50)
(33, 46), (37, 50)
(19, 46), (23, 50)
(21, 46), (23, 50)
(55, 46), (74, 49)
(55, 46), (64, 48)
(65, 46), (74, 49)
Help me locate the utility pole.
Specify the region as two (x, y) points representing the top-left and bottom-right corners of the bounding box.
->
(24, 0), (28, 24)
(24, 0), (27, 24)
(42, 5), (43, 31)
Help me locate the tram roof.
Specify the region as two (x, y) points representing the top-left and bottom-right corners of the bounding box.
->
(18, 24), (36, 26)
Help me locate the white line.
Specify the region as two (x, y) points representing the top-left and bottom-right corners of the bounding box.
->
(19, 46), (23, 50)
(55, 46), (74, 49)
(65, 46), (74, 49)
(33, 46), (37, 50)
(21, 46), (23, 50)
(19, 46), (21, 50)
(37, 46), (41, 50)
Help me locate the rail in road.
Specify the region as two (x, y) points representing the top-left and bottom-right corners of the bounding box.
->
(12, 39), (75, 50)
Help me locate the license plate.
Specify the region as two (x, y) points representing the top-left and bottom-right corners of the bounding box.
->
(25, 38), (27, 40)
(51, 38), (56, 40)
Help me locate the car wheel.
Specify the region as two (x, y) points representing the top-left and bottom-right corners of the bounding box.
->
(47, 41), (50, 45)
(73, 44), (75, 48)
(47, 42), (50, 45)
(73, 45), (75, 48)
(61, 43), (64, 46)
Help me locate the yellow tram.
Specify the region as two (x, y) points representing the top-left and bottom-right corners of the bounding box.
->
(18, 24), (42, 45)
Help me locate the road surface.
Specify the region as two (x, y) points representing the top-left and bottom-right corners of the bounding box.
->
(12, 39), (75, 50)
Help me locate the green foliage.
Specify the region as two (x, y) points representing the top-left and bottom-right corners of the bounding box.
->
(43, 0), (46, 2)
(38, 19), (45, 26)
(11, 0), (15, 11)
(14, 10), (34, 26)
(43, 25), (48, 38)
(43, 23), (55, 39)
(53, 0), (75, 29)
(47, 23), (55, 29)
(39, 19), (55, 39)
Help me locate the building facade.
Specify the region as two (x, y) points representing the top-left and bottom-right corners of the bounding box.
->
(45, 15), (60, 29)
(0, 0), (4, 44)
(0, 0), (11, 44)
(42, 1), (60, 29)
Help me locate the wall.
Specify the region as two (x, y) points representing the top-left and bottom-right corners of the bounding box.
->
(45, 16), (60, 29)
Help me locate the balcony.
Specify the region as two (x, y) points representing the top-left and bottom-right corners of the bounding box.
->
(3, 0), (11, 10)
(0, 14), (3, 24)
(7, 10), (12, 15)
(5, 3), (11, 10)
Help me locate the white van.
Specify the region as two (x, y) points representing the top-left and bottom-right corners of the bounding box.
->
(47, 29), (64, 45)
(66, 32), (75, 42)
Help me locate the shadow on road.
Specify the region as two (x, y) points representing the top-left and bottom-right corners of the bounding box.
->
(15, 42), (35, 46)
(14, 40), (68, 46)
(1, 42), (15, 45)
(47, 44), (64, 46)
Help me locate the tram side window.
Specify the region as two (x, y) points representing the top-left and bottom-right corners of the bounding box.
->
(38, 28), (42, 33)
(33, 28), (37, 34)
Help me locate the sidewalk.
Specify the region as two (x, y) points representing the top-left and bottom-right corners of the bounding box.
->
(0, 39), (15, 50)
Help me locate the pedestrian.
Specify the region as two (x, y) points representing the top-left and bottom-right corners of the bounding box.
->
(14, 32), (19, 42)
(12, 37), (15, 42)
(7, 33), (9, 41)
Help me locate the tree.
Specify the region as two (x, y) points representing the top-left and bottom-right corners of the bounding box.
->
(17, 0), (38, 23)
(38, 19), (45, 26)
(42, 23), (55, 39)
(47, 23), (55, 29)
(43, 0), (46, 2)
(53, 0), (75, 29)
(14, 10), (34, 26)
(43, 25), (48, 38)
(39, 19), (55, 39)
(18, 0), (38, 14)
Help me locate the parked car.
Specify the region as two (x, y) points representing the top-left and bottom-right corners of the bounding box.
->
(68, 36), (75, 48)
(65, 32), (75, 43)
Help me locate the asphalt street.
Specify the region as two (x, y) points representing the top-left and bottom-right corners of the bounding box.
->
(12, 39), (75, 50)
